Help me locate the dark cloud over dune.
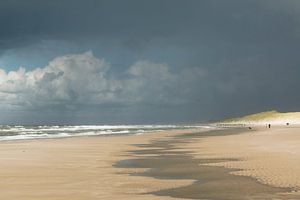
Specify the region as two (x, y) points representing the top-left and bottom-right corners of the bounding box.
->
(0, 0), (300, 124)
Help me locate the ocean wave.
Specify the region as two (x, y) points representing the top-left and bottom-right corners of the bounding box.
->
(0, 124), (210, 141)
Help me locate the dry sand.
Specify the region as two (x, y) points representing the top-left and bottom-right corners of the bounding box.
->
(1, 127), (300, 199)
(0, 130), (196, 200)
(190, 126), (300, 190)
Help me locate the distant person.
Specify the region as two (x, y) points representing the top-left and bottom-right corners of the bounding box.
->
(286, 123), (290, 126)
(268, 124), (271, 128)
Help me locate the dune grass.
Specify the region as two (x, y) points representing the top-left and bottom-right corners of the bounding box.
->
(222, 110), (279, 123)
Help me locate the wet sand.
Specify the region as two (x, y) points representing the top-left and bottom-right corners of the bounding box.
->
(191, 126), (300, 190)
(116, 128), (299, 199)
(1, 127), (300, 199)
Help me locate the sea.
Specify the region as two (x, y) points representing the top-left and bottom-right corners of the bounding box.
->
(0, 124), (212, 141)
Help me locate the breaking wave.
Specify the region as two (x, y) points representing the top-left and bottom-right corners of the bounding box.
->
(0, 124), (211, 141)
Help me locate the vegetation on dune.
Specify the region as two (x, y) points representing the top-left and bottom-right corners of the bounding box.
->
(218, 110), (300, 124)
(222, 110), (280, 123)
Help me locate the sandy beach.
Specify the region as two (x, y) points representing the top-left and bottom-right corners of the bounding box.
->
(1, 127), (300, 199)
(0, 130), (196, 200)
(191, 126), (300, 191)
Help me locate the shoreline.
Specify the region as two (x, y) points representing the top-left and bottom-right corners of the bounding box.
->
(0, 125), (209, 142)
(0, 127), (300, 199)
(0, 128), (206, 143)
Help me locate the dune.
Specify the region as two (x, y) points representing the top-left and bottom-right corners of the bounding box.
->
(219, 110), (300, 126)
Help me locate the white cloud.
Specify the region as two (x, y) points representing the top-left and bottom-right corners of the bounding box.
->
(0, 52), (116, 109)
(0, 51), (207, 111)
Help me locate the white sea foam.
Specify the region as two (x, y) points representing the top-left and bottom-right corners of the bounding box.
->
(0, 124), (209, 141)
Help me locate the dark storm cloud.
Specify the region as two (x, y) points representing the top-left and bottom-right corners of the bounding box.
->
(0, 0), (300, 124)
(0, 0), (294, 49)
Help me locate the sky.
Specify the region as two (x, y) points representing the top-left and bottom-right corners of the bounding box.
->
(0, 0), (300, 124)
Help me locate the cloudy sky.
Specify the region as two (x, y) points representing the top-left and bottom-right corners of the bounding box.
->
(0, 0), (300, 124)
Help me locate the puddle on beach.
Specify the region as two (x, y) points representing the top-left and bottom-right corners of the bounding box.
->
(115, 129), (300, 200)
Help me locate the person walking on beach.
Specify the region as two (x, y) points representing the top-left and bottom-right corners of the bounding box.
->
(268, 124), (271, 128)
